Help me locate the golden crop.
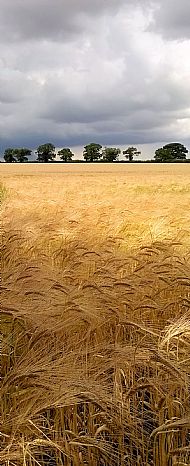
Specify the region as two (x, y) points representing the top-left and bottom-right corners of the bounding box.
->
(1, 163), (190, 465)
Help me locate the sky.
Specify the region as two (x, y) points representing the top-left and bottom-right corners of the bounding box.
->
(0, 0), (190, 160)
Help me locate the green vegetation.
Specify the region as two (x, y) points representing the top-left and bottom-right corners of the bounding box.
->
(35, 143), (56, 162)
(1, 141), (189, 162)
(14, 148), (32, 162)
(4, 147), (32, 163)
(154, 142), (188, 162)
(57, 147), (74, 162)
(3, 148), (16, 162)
(83, 143), (102, 162)
(123, 146), (141, 161)
(102, 146), (121, 162)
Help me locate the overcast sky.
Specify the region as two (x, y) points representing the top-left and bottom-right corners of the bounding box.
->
(0, 0), (190, 159)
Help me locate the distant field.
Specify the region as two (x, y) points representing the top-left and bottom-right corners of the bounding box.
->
(1, 163), (190, 250)
(1, 163), (190, 466)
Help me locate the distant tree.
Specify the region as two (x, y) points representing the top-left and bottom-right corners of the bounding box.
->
(83, 143), (102, 162)
(58, 148), (74, 162)
(123, 146), (141, 162)
(4, 148), (17, 163)
(4, 147), (32, 162)
(154, 143), (188, 162)
(14, 148), (32, 162)
(102, 147), (121, 162)
(36, 143), (56, 162)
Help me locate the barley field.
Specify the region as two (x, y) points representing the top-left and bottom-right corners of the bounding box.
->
(1, 163), (190, 466)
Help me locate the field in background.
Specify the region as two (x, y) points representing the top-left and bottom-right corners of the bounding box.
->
(1, 163), (190, 465)
(1, 163), (190, 250)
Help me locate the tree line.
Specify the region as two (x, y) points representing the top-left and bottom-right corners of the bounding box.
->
(2, 142), (189, 163)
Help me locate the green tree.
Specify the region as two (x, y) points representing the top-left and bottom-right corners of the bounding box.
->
(58, 148), (74, 162)
(83, 143), (102, 162)
(154, 143), (188, 162)
(123, 146), (141, 162)
(4, 147), (32, 162)
(102, 147), (121, 162)
(36, 143), (56, 162)
(4, 148), (17, 163)
(14, 148), (32, 162)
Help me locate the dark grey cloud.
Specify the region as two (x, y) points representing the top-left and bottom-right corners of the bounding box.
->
(0, 0), (190, 156)
(150, 0), (190, 39)
(0, 0), (128, 42)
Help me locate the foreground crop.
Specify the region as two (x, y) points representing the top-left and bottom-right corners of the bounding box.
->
(1, 228), (190, 466)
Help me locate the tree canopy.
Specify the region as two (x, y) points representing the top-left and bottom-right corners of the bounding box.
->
(4, 148), (17, 163)
(58, 148), (74, 162)
(14, 148), (32, 162)
(83, 143), (102, 162)
(154, 143), (188, 162)
(102, 147), (121, 162)
(36, 143), (56, 162)
(2, 140), (189, 163)
(4, 148), (31, 163)
(123, 147), (141, 162)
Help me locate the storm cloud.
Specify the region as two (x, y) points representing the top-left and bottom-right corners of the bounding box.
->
(150, 0), (190, 39)
(0, 0), (190, 157)
(0, 0), (129, 42)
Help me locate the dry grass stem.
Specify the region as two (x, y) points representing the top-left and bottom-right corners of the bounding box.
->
(1, 164), (190, 465)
